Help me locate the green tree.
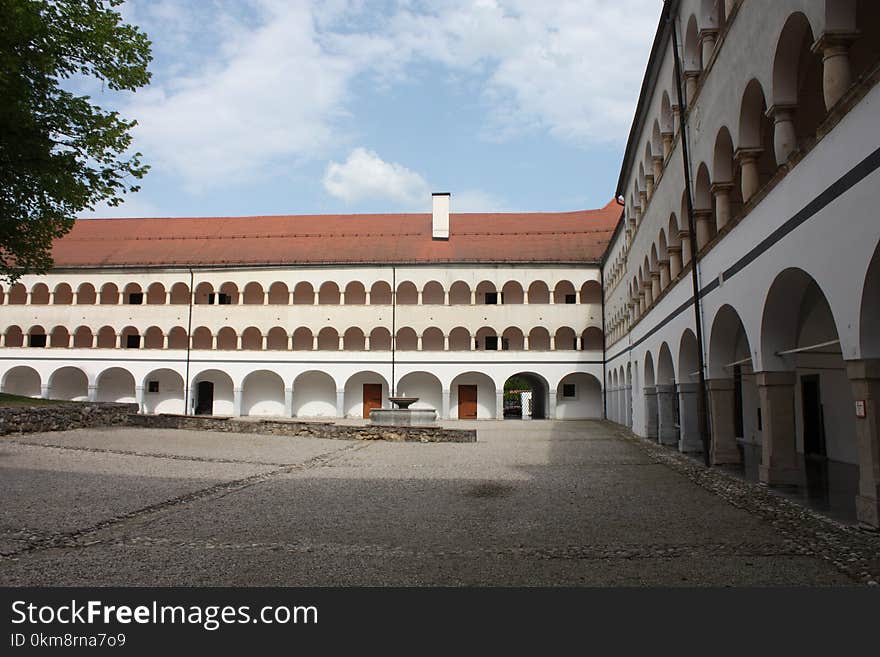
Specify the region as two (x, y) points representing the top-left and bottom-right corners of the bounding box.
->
(0, 0), (151, 282)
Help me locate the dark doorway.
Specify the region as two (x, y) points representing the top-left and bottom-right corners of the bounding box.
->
(503, 373), (547, 420)
(801, 375), (826, 459)
(195, 381), (214, 415)
(363, 383), (382, 419)
(458, 385), (478, 419)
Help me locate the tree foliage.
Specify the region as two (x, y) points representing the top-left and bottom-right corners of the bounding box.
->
(0, 0), (151, 282)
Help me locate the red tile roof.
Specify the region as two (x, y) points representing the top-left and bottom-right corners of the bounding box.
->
(54, 201), (621, 268)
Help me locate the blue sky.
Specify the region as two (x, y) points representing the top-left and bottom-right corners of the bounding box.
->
(82, 0), (662, 218)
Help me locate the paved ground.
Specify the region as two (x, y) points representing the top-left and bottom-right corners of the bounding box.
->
(1, 420), (878, 586)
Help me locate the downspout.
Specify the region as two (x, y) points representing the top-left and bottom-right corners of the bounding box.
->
(391, 265), (396, 397)
(184, 267), (194, 415)
(669, 3), (712, 465)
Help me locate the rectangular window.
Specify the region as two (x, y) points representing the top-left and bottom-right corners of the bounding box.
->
(125, 334), (141, 349)
(147, 380), (159, 393)
(128, 292), (144, 305)
(485, 292), (498, 305)
(485, 336), (499, 351)
(29, 334), (47, 348)
(565, 294), (576, 304)
(562, 383), (576, 398)
(218, 293), (231, 305)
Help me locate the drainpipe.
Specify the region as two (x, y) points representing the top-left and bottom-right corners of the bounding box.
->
(184, 267), (194, 415)
(669, 2), (712, 465)
(391, 265), (396, 397)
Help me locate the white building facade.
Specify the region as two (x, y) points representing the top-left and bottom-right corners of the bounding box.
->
(0, 199), (614, 425)
(603, 0), (880, 527)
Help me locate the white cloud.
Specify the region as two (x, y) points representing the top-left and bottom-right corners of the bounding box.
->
(124, 1), (355, 190)
(114, 0), (659, 191)
(323, 148), (430, 206)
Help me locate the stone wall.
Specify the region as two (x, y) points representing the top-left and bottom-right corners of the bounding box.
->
(0, 403), (138, 436)
(129, 414), (477, 443)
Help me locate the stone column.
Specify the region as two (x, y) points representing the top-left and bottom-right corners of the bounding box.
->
(163, 334), (169, 350)
(767, 104), (798, 165)
(88, 385), (98, 403)
(677, 382), (703, 453)
(549, 391), (557, 420)
(523, 335), (529, 351)
(365, 290), (371, 305)
(645, 174), (655, 201)
(625, 385), (632, 427)
(756, 371), (801, 486)
(289, 291), (295, 305)
(233, 388), (243, 416)
(707, 378), (742, 465)
(735, 148), (762, 203)
(638, 293), (646, 316)
(339, 291), (345, 305)
(335, 390), (345, 418)
(25, 292), (32, 305)
(652, 155), (664, 183)
(470, 290), (476, 305)
(313, 291), (319, 305)
(550, 336), (556, 351)
(650, 270), (661, 301)
(261, 291), (268, 305)
(135, 385), (144, 414)
(659, 259), (670, 290)
(662, 131), (673, 159)
(41, 384), (51, 399)
(694, 209), (713, 251)
(495, 390), (504, 420)
(846, 358), (880, 528)
(287, 334), (294, 350)
(443, 290), (449, 305)
(812, 32), (858, 111)
(417, 290), (422, 305)
(642, 280), (653, 308)
(443, 334), (449, 351)
(711, 182), (734, 231)
(678, 230), (692, 267)
(699, 29), (718, 69)
(668, 245), (683, 279)
(441, 389), (451, 420)
(91, 334), (99, 349)
(285, 388), (294, 417)
(656, 384), (678, 446)
(364, 336), (371, 351)
(639, 191), (648, 215)
(0, 333), (5, 348)
(523, 290), (529, 304)
(672, 104), (680, 136)
(416, 335), (423, 351)
(312, 335), (318, 351)
(643, 386), (658, 439)
(115, 333), (122, 349)
(684, 70), (700, 106)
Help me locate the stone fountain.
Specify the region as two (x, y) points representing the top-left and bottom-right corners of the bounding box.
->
(369, 394), (438, 427)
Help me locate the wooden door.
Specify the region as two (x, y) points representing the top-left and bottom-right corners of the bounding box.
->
(363, 383), (383, 419)
(458, 384), (478, 419)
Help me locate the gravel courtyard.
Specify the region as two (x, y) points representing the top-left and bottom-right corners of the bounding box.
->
(1, 420), (878, 586)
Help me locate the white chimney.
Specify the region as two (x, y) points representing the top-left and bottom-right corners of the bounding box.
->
(432, 192), (450, 240)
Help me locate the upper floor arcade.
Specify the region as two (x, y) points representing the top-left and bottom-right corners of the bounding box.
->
(603, 0), (879, 347)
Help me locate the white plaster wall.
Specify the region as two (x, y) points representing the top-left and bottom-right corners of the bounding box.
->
(343, 371), (389, 418)
(142, 369), (185, 415)
(449, 373), (496, 419)
(192, 370), (234, 416)
(395, 372), (443, 412)
(49, 367), (89, 401)
(2, 366), (41, 397)
(242, 370), (285, 417)
(293, 372), (336, 418)
(556, 373), (603, 419)
(97, 368), (136, 403)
